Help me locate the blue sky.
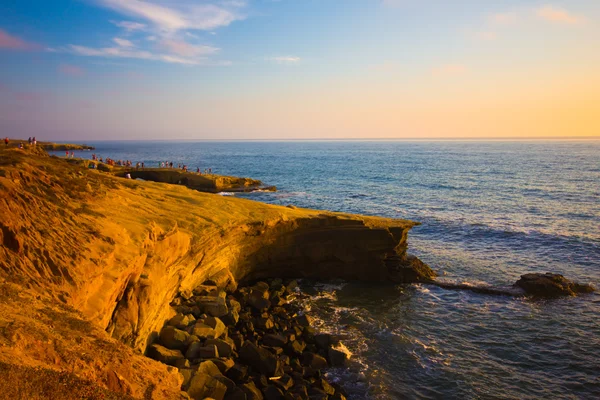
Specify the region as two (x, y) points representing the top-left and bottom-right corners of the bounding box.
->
(1, 1), (599, 139)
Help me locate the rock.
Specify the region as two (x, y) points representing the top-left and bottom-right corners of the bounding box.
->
(147, 344), (185, 366)
(225, 387), (248, 400)
(174, 358), (191, 369)
(226, 363), (249, 383)
(272, 374), (294, 391)
(302, 352), (328, 370)
(285, 280), (299, 293)
(204, 316), (227, 338)
(186, 342), (219, 359)
(180, 368), (195, 390)
(263, 334), (287, 348)
(295, 314), (313, 327)
(192, 322), (220, 339)
(317, 378), (335, 395)
(168, 313), (197, 330)
(212, 358), (235, 374)
(302, 327), (315, 344)
(239, 342), (284, 378)
(307, 387), (328, 400)
(228, 298), (242, 313)
(248, 290), (271, 311)
(314, 334), (333, 350)
(206, 338), (234, 357)
(286, 340), (306, 356)
(389, 254), (437, 283)
(331, 393), (347, 400)
(197, 360), (223, 377)
(254, 316), (275, 331)
(241, 381), (264, 400)
(515, 273), (595, 297)
(180, 289), (194, 300)
(159, 326), (190, 351)
(187, 372), (228, 400)
(197, 296), (229, 317)
(221, 310), (240, 327)
(328, 347), (348, 367)
(194, 284), (219, 296)
(263, 385), (284, 400)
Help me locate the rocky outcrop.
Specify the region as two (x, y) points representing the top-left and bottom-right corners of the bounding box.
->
(0, 146), (429, 398)
(113, 169), (274, 193)
(514, 273), (595, 297)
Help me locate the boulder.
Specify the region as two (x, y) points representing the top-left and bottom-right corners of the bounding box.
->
(186, 342), (219, 359)
(225, 387), (248, 400)
(239, 342), (284, 378)
(328, 347), (348, 367)
(197, 296), (229, 317)
(204, 316), (227, 338)
(302, 352), (328, 370)
(159, 326), (190, 351)
(286, 340), (305, 356)
(515, 273), (595, 297)
(197, 360), (223, 377)
(248, 290), (271, 311)
(263, 385), (284, 400)
(272, 374), (294, 391)
(180, 368), (195, 390)
(226, 363), (249, 383)
(187, 372), (228, 400)
(168, 313), (196, 330)
(263, 334), (287, 348)
(213, 358), (235, 374)
(221, 310), (240, 327)
(147, 344), (185, 366)
(206, 338), (234, 357)
(295, 314), (313, 327)
(241, 381), (264, 400)
(317, 379), (335, 395)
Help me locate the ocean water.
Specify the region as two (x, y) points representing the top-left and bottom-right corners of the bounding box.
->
(60, 140), (600, 399)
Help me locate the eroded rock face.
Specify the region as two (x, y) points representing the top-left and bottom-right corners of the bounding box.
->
(514, 273), (595, 297)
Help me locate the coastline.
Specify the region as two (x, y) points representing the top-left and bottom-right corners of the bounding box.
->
(0, 143), (430, 399)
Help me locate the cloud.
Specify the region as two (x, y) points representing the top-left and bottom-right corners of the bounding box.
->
(97, 0), (244, 32)
(159, 39), (218, 57)
(68, 44), (201, 65)
(0, 29), (40, 50)
(113, 37), (134, 47)
(432, 64), (468, 77)
(268, 56), (301, 65)
(536, 5), (583, 24)
(59, 64), (85, 77)
(111, 20), (147, 31)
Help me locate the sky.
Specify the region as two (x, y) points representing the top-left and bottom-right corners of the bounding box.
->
(0, 0), (599, 140)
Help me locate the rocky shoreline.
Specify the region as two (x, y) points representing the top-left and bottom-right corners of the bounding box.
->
(148, 279), (349, 400)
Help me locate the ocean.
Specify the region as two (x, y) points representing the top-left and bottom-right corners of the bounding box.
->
(58, 140), (600, 399)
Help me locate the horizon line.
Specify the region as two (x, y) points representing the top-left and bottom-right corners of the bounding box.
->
(54, 136), (600, 143)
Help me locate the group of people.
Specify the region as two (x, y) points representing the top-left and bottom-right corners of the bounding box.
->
(159, 161), (212, 175)
(28, 137), (38, 146)
(3, 137), (38, 148)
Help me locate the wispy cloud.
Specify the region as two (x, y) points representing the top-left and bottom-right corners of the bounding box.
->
(159, 39), (218, 57)
(0, 29), (40, 50)
(97, 0), (245, 32)
(110, 20), (146, 32)
(59, 64), (85, 77)
(113, 37), (134, 47)
(536, 5), (583, 24)
(268, 56), (301, 65)
(68, 44), (201, 65)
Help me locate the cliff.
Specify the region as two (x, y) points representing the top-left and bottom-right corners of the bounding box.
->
(0, 146), (431, 398)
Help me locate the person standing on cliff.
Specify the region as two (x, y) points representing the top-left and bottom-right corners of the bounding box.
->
(4, 137), (8, 147)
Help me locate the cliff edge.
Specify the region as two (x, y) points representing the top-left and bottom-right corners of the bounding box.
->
(0, 146), (430, 398)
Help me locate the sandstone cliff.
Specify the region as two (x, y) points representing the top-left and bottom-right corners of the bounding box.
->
(0, 146), (428, 398)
